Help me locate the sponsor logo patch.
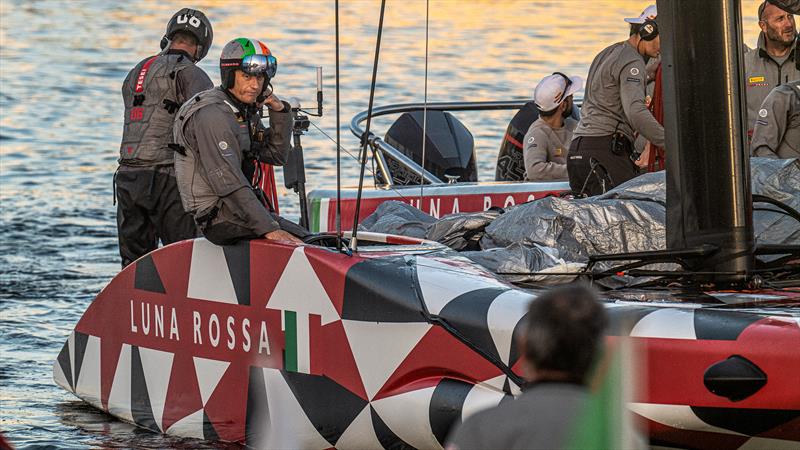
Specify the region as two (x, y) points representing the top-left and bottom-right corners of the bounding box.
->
(627, 77), (642, 83)
(630, 67), (640, 76)
(758, 108), (768, 118)
(749, 76), (765, 84)
(756, 119), (769, 126)
(218, 141), (229, 150)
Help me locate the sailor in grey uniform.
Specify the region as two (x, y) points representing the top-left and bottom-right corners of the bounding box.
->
(174, 38), (306, 246)
(567, 5), (664, 196)
(751, 80), (800, 158)
(116, 8), (214, 267)
(744, 2), (799, 143)
(523, 73), (582, 181)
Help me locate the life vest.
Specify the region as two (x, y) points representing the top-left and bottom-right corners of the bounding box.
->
(173, 88), (281, 215)
(495, 102), (540, 181)
(119, 52), (195, 166)
(646, 63), (666, 172)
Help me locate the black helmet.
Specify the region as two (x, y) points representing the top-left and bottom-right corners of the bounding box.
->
(160, 8), (213, 62)
(219, 38), (277, 96)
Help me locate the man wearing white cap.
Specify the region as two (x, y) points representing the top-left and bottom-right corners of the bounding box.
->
(523, 73), (582, 181)
(568, 4), (664, 196)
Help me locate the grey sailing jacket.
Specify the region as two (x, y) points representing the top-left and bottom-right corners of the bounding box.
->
(572, 41), (664, 147)
(523, 117), (576, 181)
(173, 87), (292, 236)
(743, 33), (799, 140)
(751, 80), (800, 159)
(120, 51), (212, 166)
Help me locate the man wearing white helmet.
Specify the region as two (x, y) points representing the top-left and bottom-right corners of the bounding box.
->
(173, 38), (306, 246)
(116, 8), (214, 267)
(568, 4), (664, 197)
(523, 73), (582, 181)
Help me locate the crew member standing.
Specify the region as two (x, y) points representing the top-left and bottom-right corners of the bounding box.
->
(174, 38), (306, 246)
(523, 73), (582, 181)
(116, 9), (214, 267)
(751, 80), (800, 158)
(567, 5), (664, 196)
(744, 1), (799, 142)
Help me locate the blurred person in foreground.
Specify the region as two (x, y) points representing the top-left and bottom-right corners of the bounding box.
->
(115, 8), (214, 267)
(751, 80), (800, 158)
(445, 284), (608, 450)
(173, 38), (307, 246)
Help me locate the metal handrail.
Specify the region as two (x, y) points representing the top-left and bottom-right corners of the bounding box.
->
(349, 100), (576, 185)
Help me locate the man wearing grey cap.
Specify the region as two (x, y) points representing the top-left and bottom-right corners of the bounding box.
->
(173, 37), (306, 246)
(567, 4), (664, 197)
(523, 73), (582, 181)
(743, 1), (799, 144)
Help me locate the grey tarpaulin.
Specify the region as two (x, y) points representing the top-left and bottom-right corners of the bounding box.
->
(425, 209), (503, 250)
(751, 158), (800, 246)
(358, 200), (436, 238)
(462, 243), (585, 285)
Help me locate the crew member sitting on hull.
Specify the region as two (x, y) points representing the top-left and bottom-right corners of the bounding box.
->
(567, 4), (665, 197)
(751, 80), (800, 158)
(744, 1), (799, 144)
(523, 73), (582, 182)
(116, 8), (214, 267)
(174, 38), (307, 246)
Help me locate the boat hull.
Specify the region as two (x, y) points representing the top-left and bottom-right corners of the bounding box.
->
(54, 238), (800, 448)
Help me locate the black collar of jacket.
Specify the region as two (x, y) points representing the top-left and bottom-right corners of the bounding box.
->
(164, 48), (194, 62)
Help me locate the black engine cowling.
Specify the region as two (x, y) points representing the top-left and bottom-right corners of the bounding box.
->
(382, 110), (476, 185)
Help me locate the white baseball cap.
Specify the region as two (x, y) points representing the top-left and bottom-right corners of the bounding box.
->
(533, 73), (583, 112)
(624, 4), (657, 24)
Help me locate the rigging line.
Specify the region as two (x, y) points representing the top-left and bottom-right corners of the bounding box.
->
(335, 0), (343, 252)
(419, 0), (430, 203)
(351, 0), (387, 252)
(306, 120), (413, 202)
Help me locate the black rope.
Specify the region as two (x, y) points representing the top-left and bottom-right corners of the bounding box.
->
(351, 0), (387, 250)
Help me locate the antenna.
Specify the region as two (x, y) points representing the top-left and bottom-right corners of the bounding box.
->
(335, 0), (344, 253)
(350, 0), (387, 252)
(419, 0), (430, 205)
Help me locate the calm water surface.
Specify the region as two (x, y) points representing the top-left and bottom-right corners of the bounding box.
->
(0, 0), (765, 447)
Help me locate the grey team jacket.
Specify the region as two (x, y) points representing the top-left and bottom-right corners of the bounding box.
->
(751, 80), (800, 159)
(744, 33), (799, 139)
(173, 87), (292, 236)
(120, 50), (213, 167)
(523, 117), (576, 181)
(572, 41), (664, 148)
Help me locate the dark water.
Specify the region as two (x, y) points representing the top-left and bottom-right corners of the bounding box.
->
(0, 1), (764, 448)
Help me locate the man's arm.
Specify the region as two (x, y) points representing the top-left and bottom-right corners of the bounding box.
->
(251, 97), (293, 166)
(619, 61), (665, 147)
(523, 126), (567, 181)
(189, 107), (280, 235)
(176, 65), (214, 104)
(751, 86), (791, 158)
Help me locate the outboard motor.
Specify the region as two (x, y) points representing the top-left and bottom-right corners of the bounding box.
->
(382, 110), (476, 185)
(495, 101), (581, 181)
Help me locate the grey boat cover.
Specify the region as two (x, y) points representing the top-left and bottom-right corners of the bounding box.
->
(358, 158), (799, 281)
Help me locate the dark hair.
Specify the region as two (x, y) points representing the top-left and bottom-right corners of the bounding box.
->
(630, 23), (641, 36)
(171, 30), (198, 46)
(521, 284), (608, 384)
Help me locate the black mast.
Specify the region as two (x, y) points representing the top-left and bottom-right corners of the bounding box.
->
(659, 0), (754, 286)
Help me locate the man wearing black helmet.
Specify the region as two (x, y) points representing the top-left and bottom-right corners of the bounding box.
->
(115, 8), (214, 267)
(174, 38), (305, 246)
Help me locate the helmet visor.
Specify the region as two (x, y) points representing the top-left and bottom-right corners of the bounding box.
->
(241, 54), (277, 79)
